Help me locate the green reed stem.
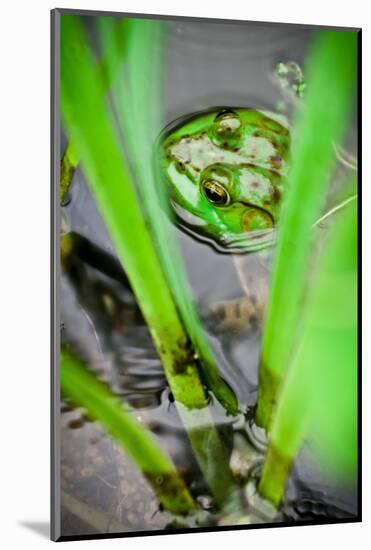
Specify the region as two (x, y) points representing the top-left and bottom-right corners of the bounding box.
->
(256, 30), (357, 430)
(259, 199), (357, 506)
(97, 16), (238, 416)
(60, 14), (241, 511)
(60, 17), (130, 206)
(60, 140), (79, 204)
(61, 348), (196, 515)
(61, 13), (206, 410)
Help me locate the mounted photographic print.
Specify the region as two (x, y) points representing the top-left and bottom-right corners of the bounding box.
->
(51, 8), (360, 541)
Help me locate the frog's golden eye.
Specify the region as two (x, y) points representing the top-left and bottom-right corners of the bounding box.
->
(202, 180), (230, 206)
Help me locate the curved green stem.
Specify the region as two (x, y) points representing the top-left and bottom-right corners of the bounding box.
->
(61, 348), (196, 515)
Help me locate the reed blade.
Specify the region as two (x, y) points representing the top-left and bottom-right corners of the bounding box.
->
(256, 30), (357, 430)
(259, 199), (357, 506)
(61, 347), (196, 515)
(60, 14), (241, 511)
(97, 16), (239, 415)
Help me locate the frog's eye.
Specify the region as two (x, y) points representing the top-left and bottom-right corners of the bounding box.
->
(215, 109), (238, 119)
(210, 110), (242, 148)
(202, 180), (230, 206)
(215, 109), (240, 124)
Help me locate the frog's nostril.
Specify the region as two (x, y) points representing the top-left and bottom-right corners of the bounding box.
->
(242, 207), (274, 232)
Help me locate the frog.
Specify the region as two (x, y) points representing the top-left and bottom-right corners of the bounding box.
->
(160, 108), (290, 252)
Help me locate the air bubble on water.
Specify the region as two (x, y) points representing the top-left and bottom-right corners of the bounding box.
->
(274, 61), (306, 99)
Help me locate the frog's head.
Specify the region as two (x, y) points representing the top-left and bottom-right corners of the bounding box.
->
(160, 108), (290, 252)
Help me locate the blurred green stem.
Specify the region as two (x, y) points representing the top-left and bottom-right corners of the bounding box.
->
(259, 200), (357, 506)
(256, 31), (357, 430)
(60, 17), (129, 206)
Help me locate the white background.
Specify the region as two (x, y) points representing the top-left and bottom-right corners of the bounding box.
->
(0, 0), (369, 548)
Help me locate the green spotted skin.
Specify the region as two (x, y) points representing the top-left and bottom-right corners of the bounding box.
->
(160, 108), (290, 251)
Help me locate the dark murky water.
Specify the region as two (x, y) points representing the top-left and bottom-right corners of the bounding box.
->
(60, 17), (357, 536)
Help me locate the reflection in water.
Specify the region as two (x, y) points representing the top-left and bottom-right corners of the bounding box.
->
(112, 326), (167, 409)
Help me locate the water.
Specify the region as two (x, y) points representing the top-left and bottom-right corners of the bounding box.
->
(164, 20), (313, 120)
(59, 17), (357, 536)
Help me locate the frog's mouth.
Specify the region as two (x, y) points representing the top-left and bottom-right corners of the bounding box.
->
(171, 201), (276, 254)
(220, 227), (276, 253)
